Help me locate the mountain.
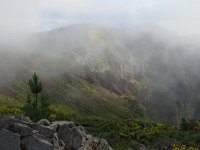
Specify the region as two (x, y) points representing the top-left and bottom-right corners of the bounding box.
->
(0, 24), (200, 124)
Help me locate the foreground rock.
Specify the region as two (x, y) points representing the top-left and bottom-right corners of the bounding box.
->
(0, 116), (112, 150)
(0, 129), (21, 150)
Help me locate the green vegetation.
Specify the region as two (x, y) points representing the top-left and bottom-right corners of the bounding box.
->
(28, 73), (43, 108)
(23, 73), (51, 122)
(0, 72), (199, 149)
(0, 105), (22, 117)
(77, 117), (200, 149)
(0, 94), (22, 106)
(0, 91), (200, 149)
(49, 104), (76, 121)
(180, 118), (200, 131)
(1, 25), (200, 149)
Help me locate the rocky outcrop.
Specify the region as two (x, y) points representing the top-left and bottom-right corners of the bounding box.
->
(0, 129), (21, 150)
(0, 116), (112, 150)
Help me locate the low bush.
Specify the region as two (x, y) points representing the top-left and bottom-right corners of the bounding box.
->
(0, 105), (23, 117)
(180, 118), (200, 131)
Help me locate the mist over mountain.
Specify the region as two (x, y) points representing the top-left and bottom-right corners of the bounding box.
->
(0, 24), (200, 124)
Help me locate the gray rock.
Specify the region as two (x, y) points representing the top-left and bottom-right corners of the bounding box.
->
(6, 122), (37, 137)
(0, 129), (21, 150)
(97, 138), (110, 150)
(78, 134), (111, 150)
(21, 133), (53, 150)
(73, 128), (84, 149)
(50, 121), (74, 131)
(53, 121), (74, 126)
(38, 119), (51, 126)
(21, 116), (32, 123)
(51, 133), (62, 150)
(78, 125), (85, 132)
(57, 124), (83, 149)
(25, 122), (55, 138)
(49, 122), (59, 131)
(0, 116), (16, 128)
(0, 116), (112, 150)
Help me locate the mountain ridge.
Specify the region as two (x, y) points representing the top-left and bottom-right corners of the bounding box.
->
(0, 24), (200, 124)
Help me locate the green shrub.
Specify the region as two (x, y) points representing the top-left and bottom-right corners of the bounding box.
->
(180, 118), (200, 131)
(23, 73), (51, 122)
(49, 105), (76, 121)
(0, 105), (23, 117)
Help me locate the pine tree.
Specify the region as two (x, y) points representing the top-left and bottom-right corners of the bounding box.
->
(23, 94), (33, 117)
(23, 73), (51, 122)
(28, 73), (43, 108)
(39, 93), (51, 119)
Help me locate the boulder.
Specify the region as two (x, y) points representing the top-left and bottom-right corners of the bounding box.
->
(5, 122), (37, 137)
(21, 133), (53, 150)
(50, 121), (74, 131)
(25, 122), (55, 138)
(78, 134), (112, 150)
(38, 119), (51, 126)
(97, 138), (111, 150)
(78, 125), (85, 132)
(0, 129), (21, 150)
(0, 116), (112, 150)
(51, 133), (62, 150)
(21, 116), (32, 123)
(0, 116), (16, 128)
(57, 123), (84, 149)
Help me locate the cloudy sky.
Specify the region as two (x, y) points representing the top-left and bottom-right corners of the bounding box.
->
(0, 0), (200, 35)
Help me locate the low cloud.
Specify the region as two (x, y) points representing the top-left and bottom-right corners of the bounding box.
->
(0, 0), (200, 36)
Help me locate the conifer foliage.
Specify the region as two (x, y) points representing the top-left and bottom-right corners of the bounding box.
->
(28, 73), (42, 108)
(23, 73), (50, 121)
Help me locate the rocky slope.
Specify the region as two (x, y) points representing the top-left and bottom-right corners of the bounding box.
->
(0, 116), (112, 150)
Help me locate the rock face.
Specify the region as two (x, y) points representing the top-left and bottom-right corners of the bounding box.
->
(0, 129), (21, 150)
(0, 116), (112, 150)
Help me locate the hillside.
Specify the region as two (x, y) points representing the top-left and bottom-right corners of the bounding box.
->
(0, 24), (200, 125)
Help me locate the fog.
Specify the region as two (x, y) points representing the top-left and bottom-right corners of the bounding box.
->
(0, 23), (200, 87)
(1, 0), (200, 36)
(0, 1), (200, 123)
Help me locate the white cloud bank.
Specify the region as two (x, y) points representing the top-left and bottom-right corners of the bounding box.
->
(0, 0), (200, 35)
